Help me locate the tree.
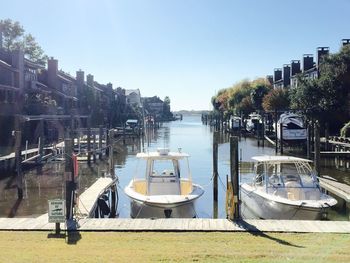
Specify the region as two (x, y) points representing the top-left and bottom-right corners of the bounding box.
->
(23, 34), (48, 66)
(262, 88), (290, 112)
(290, 45), (350, 125)
(250, 84), (270, 110)
(0, 19), (24, 51)
(0, 19), (47, 66)
(236, 95), (255, 115)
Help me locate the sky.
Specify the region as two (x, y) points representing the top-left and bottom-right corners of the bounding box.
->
(1, 0), (350, 111)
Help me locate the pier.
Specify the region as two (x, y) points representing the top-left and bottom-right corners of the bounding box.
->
(319, 177), (350, 203)
(0, 218), (350, 233)
(77, 177), (116, 218)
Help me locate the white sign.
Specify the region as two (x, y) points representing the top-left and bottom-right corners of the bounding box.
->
(48, 199), (66, 223)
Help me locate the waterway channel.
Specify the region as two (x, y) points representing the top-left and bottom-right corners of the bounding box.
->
(0, 114), (349, 220)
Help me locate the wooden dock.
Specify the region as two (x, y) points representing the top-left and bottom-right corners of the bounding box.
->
(0, 218), (350, 233)
(77, 177), (116, 218)
(316, 151), (350, 158)
(319, 177), (350, 202)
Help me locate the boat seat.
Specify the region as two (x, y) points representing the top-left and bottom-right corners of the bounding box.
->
(148, 175), (181, 195)
(285, 181), (305, 200)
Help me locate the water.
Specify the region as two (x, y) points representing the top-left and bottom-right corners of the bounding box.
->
(0, 114), (349, 219)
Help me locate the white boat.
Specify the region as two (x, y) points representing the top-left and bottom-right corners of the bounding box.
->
(240, 155), (337, 220)
(246, 113), (262, 132)
(124, 148), (204, 218)
(277, 112), (307, 143)
(229, 116), (241, 130)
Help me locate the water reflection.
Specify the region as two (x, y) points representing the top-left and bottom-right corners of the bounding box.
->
(0, 114), (349, 220)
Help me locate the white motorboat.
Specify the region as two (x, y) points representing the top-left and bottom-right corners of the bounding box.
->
(276, 112), (307, 143)
(124, 148), (204, 218)
(229, 116), (242, 130)
(246, 113), (262, 132)
(240, 155), (337, 220)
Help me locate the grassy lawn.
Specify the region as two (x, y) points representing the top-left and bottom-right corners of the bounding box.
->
(0, 231), (349, 262)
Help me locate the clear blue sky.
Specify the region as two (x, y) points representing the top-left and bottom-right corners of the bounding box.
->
(1, 0), (350, 110)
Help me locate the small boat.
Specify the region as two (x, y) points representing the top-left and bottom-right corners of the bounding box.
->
(124, 148), (204, 218)
(240, 155), (337, 220)
(276, 112), (307, 143)
(229, 116), (242, 130)
(246, 113), (262, 132)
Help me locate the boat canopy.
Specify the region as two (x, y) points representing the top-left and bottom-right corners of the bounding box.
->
(252, 155), (312, 164)
(137, 148), (190, 160)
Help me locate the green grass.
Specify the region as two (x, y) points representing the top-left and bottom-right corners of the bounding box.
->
(0, 231), (349, 262)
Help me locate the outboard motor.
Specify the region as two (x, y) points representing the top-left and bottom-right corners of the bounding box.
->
(164, 209), (172, 218)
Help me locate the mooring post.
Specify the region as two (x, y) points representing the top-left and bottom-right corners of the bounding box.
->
(213, 131), (219, 218)
(314, 122), (321, 176)
(14, 130), (23, 199)
(99, 125), (103, 160)
(280, 122), (284, 155)
(87, 119), (91, 164)
(325, 122), (330, 151)
(38, 118), (44, 163)
(262, 114), (265, 147)
(230, 136), (240, 220)
(93, 134), (97, 163)
(64, 137), (74, 220)
(274, 110), (278, 154)
(123, 126), (126, 145)
(109, 129), (117, 218)
(306, 121), (311, 159)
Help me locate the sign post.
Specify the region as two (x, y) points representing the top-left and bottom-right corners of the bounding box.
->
(48, 199), (66, 234)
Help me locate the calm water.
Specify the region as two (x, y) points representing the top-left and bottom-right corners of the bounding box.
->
(0, 114), (349, 219)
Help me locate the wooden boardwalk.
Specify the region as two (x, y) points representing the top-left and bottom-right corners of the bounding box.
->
(77, 177), (116, 218)
(0, 218), (350, 233)
(319, 177), (350, 202)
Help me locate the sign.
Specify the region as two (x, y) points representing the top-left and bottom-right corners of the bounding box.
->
(48, 199), (65, 223)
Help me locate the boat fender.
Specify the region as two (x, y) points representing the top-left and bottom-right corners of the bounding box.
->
(98, 198), (110, 215)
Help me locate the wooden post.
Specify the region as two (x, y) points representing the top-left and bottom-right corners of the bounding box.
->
(65, 138), (74, 220)
(213, 131), (218, 219)
(109, 130), (115, 178)
(109, 130), (117, 218)
(38, 119), (44, 163)
(98, 125), (103, 160)
(262, 114), (265, 147)
(274, 110), (278, 154)
(24, 140), (28, 160)
(230, 136), (240, 220)
(87, 120), (91, 164)
(280, 122), (284, 155)
(307, 122), (311, 159)
(93, 134), (97, 162)
(14, 130), (23, 199)
(325, 122), (329, 151)
(314, 122), (321, 176)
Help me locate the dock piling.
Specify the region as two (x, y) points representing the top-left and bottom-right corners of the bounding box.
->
(230, 136), (240, 220)
(213, 131), (218, 219)
(314, 122), (321, 176)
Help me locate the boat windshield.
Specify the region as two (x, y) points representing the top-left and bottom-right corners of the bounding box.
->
(255, 161), (318, 188)
(150, 159), (179, 177)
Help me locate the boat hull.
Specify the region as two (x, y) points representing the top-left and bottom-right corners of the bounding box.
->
(240, 185), (332, 220)
(130, 199), (197, 218)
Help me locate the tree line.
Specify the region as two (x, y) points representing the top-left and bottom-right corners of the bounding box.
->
(211, 45), (350, 135)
